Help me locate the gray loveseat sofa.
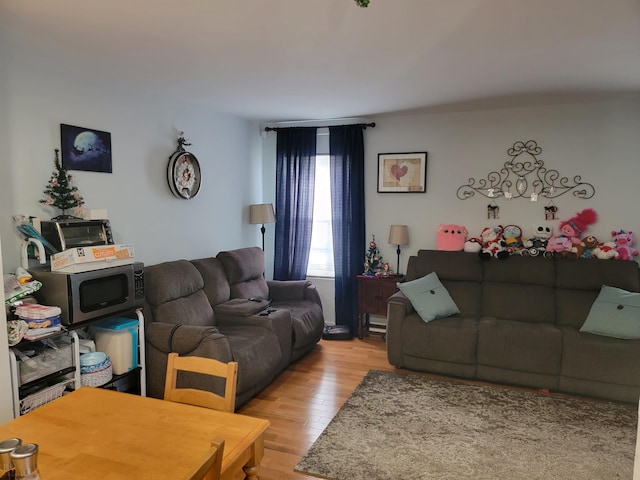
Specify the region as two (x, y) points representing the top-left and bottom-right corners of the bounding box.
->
(143, 247), (324, 407)
(387, 249), (640, 403)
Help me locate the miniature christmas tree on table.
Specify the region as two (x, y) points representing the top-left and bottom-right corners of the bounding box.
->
(39, 149), (85, 219)
(363, 235), (384, 275)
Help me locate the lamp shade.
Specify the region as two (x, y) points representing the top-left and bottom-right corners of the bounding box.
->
(388, 225), (409, 245)
(250, 203), (275, 225)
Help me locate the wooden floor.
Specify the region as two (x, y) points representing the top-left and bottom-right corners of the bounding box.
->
(233, 335), (394, 480)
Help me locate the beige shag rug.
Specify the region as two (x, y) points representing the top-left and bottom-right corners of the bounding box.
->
(295, 370), (637, 480)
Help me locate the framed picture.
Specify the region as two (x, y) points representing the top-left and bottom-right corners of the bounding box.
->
(377, 152), (427, 193)
(60, 124), (112, 173)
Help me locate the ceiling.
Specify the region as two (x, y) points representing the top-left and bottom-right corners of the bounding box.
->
(3, 0), (640, 122)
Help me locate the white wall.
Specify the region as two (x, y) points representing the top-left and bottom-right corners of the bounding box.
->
(366, 101), (640, 271)
(260, 100), (640, 326)
(0, 15), (264, 420)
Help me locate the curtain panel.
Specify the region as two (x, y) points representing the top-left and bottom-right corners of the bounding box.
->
(274, 127), (317, 280)
(330, 125), (366, 337)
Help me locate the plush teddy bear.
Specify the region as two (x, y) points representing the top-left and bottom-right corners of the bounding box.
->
(592, 241), (619, 260)
(435, 224), (468, 251)
(523, 225), (553, 257)
(479, 226), (509, 260)
(502, 225), (524, 255)
(611, 230), (639, 261)
(571, 235), (600, 259)
(558, 208), (598, 245)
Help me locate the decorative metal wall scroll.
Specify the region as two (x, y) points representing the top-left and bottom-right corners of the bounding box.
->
(456, 140), (595, 201)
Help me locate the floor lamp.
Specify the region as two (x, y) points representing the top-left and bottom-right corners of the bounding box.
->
(250, 203), (276, 251)
(388, 225), (409, 276)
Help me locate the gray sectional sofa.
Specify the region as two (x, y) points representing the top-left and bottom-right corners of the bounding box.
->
(143, 247), (324, 407)
(387, 249), (640, 403)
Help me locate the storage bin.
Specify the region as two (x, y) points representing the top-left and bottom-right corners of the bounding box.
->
(16, 340), (74, 386)
(91, 318), (138, 375)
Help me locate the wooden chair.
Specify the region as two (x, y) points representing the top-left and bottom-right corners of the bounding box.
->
(184, 438), (225, 480)
(164, 352), (239, 413)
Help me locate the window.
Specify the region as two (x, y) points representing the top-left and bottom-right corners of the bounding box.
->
(307, 154), (335, 277)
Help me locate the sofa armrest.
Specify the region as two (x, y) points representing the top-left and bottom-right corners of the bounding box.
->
(145, 322), (234, 399)
(387, 291), (415, 318)
(217, 309), (294, 369)
(386, 291), (414, 367)
(214, 298), (270, 317)
(268, 280), (322, 308)
(145, 322), (232, 358)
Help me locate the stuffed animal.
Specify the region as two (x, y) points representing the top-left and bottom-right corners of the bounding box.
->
(572, 235), (600, 259)
(546, 236), (573, 255)
(558, 208), (598, 245)
(523, 225), (553, 257)
(503, 225), (524, 255)
(592, 241), (619, 260)
(464, 237), (482, 253)
(611, 230), (639, 261)
(479, 226), (509, 260)
(436, 224), (468, 251)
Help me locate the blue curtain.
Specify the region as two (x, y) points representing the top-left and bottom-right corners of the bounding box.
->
(274, 127), (317, 280)
(329, 125), (366, 337)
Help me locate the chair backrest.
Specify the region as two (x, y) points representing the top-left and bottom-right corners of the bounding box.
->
(164, 352), (238, 413)
(184, 438), (224, 480)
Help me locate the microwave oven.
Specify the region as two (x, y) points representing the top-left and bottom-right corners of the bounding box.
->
(29, 262), (144, 325)
(40, 219), (114, 253)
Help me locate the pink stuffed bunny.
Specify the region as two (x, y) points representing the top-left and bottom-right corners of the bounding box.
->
(611, 230), (639, 261)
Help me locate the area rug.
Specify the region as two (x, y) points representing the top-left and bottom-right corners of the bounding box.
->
(295, 370), (637, 480)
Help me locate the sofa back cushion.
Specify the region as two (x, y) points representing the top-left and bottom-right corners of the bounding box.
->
(483, 255), (556, 324)
(409, 250), (483, 318)
(555, 258), (640, 328)
(144, 260), (216, 327)
(217, 247), (269, 300)
(191, 257), (231, 306)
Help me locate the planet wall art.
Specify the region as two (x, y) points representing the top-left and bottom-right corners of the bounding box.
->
(60, 124), (112, 173)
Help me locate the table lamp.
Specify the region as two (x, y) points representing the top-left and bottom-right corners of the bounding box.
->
(388, 225), (409, 275)
(250, 203), (276, 250)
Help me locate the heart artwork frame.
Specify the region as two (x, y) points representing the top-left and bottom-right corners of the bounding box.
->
(377, 152), (427, 193)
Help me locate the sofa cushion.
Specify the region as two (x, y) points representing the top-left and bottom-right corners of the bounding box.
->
(145, 260), (204, 306)
(478, 318), (562, 375)
(217, 247), (270, 300)
(580, 285), (640, 339)
(561, 327), (640, 385)
(220, 325), (282, 394)
(145, 260), (216, 327)
(397, 272), (460, 322)
(482, 256), (556, 324)
(483, 283), (555, 324)
(413, 250), (483, 282)
(399, 314), (478, 365)
(191, 257), (231, 306)
(152, 290), (215, 327)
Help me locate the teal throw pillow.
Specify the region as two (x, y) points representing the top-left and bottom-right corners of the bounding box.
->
(398, 272), (460, 323)
(580, 285), (640, 339)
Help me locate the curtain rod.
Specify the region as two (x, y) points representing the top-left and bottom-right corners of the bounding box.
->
(264, 122), (375, 132)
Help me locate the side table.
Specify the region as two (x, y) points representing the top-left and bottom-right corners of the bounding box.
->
(357, 275), (403, 339)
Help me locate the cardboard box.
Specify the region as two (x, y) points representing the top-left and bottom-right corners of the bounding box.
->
(51, 244), (135, 273)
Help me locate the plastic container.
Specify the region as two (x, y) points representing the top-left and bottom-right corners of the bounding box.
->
(91, 318), (138, 375)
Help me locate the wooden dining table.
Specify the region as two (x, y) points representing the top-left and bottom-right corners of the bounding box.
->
(0, 387), (269, 480)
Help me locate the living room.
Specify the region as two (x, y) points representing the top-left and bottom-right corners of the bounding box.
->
(1, 1), (640, 477)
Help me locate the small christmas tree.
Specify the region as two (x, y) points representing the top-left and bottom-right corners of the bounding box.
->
(39, 149), (85, 219)
(363, 235), (384, 274)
